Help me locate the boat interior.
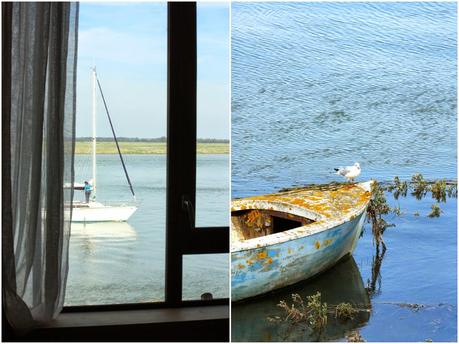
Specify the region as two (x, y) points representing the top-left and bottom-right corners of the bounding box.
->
(231, 208), (315, 241)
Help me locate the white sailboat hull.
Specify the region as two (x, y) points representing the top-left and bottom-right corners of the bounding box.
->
(72, 202), (137, 222)
(70, 69), (137, 224)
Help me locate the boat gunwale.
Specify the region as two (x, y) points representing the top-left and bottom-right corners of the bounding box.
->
(231, 181), (374, 253)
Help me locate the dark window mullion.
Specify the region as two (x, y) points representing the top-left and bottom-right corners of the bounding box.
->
(165, 2), (197, 305)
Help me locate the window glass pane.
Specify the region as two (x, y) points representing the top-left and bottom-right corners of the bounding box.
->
(180, 3), (230, 302)
(66, 2), (167, 305)
(195, 2), (230, 228)
(182, 254), (229, 300)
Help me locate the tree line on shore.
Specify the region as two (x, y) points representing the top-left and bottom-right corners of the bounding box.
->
(75, 137), (229, 143)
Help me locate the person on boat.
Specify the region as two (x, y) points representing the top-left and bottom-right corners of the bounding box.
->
(84, 181), (93, 203)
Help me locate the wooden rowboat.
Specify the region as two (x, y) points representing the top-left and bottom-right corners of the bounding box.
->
(231, 181), (374, 302)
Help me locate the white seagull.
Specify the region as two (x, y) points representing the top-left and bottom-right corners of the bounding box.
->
(334, 162), (361, 182)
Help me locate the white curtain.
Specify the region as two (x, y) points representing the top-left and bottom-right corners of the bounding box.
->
(2, 2), (78, 331)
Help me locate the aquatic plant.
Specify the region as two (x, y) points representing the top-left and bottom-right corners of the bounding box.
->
(305, 292), (328, 333)
(270, 293), (371, 341)
(428, 204), (442, 218)
(367, 182), (392, 253)
(274, 292), (327, 334)
(411, 173), (428, 200)
(335, 302), (358, 320)
(346, 330), (366, 342)
(382, 174), (456, 218)
(387, 176), (408, 199)
(276, 299), (304, 323)
(366, 248), (385, 297)
(447, 184), (457, 198)
(392, 206), (402, 216)
(377, 301), (425, 312)
(431, 179), (447, 203)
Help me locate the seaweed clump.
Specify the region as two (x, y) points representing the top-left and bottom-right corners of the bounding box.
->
(271, 292), (327, 334)
(387, 176), (408, 199)
(346, 330), (366, 342)
(270, 293), (366, 328)
(447, 184), (457, 198)
(335, 302), (358, 320)
(366, 182), (393, 253)
(428, 204), (442, 218)
(384, 174), (457, 217)
(411, 173), (429, 200)
(431, 180), (447, 203)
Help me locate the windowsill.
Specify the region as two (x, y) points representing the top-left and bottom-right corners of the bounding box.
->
(8, 305), (229, 341)
(37, 304), (229, 329)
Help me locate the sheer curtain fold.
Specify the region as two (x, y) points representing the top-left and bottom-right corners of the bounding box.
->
(2, 2), (78, 331)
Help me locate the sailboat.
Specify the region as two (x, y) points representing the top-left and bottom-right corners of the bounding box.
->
(71, 68), (137, 222)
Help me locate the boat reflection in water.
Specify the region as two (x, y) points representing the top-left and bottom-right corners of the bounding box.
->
(232, 256), (371, 342)
(71, 222), (137, 240)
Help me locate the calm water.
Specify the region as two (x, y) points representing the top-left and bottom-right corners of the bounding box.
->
(65, 154), (229, 305)
(231, 2), (456, 342)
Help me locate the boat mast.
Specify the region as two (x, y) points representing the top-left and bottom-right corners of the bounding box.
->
(92, 67), (97, 199)
(95, 74), (136, 200)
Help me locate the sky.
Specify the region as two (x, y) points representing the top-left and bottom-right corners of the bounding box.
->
(76, 2), (230, 139)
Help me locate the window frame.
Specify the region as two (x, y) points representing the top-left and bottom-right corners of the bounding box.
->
(62, 1), (229, 313)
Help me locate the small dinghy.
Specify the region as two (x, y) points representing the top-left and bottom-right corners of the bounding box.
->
(231, 181), (374, 302)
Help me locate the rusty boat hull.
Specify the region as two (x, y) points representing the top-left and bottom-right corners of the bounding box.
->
(231, 181), (373, 302)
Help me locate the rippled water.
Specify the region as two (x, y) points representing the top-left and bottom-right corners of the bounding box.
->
(232, 192), (457, 342)
(232, 2), (456, 196)
(66, 154), (229, 305)
(231, 2), (456, 342)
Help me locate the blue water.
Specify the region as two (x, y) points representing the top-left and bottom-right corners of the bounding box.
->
(231, 2), (456, 341)
(66, 154), (229, 305)
(232, 2), (456, 197)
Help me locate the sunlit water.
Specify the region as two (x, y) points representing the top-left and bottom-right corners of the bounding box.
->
(231, 2), (456, 342)
(65, 154), (229, 305)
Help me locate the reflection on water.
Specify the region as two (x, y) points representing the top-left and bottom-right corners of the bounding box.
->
(366, 244), (386, 298)
(232, 256), (371, 342)
(71, 222), (137, 240)
(70, 222), (137, 258)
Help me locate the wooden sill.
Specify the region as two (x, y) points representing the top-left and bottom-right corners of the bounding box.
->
(38, 304), (228, 329)
(8, 305), (229, 341)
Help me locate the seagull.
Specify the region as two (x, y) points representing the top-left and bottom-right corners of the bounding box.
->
(334, 162), (361, 182)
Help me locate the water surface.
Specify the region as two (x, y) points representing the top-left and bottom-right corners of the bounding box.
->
(66, 154), (229, 305)
(231, 2), (456, 341)
(232, 2), (456, 196)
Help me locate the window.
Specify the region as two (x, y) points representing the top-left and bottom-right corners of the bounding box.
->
(66, 2), (168, 306)
(165, 2), (229, 305)
(183, 2), (230, 301)
(65, 2), (229, 309)
(2, 2), (228, 341)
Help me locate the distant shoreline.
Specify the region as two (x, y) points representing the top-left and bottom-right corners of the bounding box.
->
(75, 141), (229, 155)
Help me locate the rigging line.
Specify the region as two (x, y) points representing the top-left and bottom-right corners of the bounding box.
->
(95, 76), (136, 199)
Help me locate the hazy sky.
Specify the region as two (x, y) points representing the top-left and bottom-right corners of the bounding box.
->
(76, 2), (229, 139)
